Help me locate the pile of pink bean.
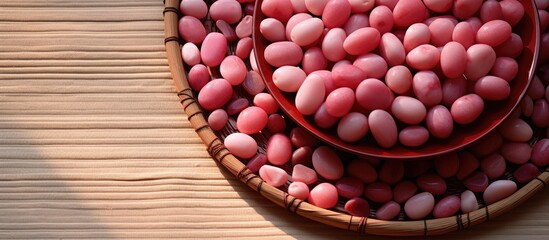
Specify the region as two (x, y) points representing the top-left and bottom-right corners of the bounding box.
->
(178, 0), (549, 220)
(257, 0), (533, 148)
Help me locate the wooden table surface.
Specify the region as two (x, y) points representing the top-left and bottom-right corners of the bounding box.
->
(0, 0), (548, 239)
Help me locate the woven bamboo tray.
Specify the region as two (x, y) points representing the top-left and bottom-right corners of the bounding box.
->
(163, 0), (549, 236)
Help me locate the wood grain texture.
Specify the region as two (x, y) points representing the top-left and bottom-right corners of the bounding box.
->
(0, 0), (547, 239)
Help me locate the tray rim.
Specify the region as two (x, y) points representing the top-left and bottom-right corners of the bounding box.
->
(162, 0), (549, 236)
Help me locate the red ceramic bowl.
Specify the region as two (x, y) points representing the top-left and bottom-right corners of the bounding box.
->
(252, 0), (540, 160)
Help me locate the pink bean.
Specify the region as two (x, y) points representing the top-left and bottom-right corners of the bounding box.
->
(285, 13), (313, 40)
(429, 18), (455, 47)
(494, 33), (523, 58)
(500, 0), (525, 27)
(179, 16), (206, 44)
(532, 99), (549, 128)
(514, 163), (541, 184)
(423, 0), (452, 13)
(379, 32), (405, 66)
(477, 20), (512, 47)
(369, 5), (393, 34)
(403, 23), (430, 53)
(264, 41), (303, 67)
(464, 171), (489, 192)
(442, 76), (467, 107)
(304, 0), (329, 16)
(288, 181), (309, 200)
(404, 192), (435, 220)
(364, 182), (393, 203)
(376, 201), (401, 220)
(242, 70), (265, 96)
(483, 180), (517, 204)
(451, 94), (484, 124)
(481, 153), (506, 179)
(344, 14), (370, 35)
(180, 0), (208, 19)
(379, 161), (404, 185)
(236, 15), (253, 39)
(356, 79), (393, 111)
(344, 197), (370, 217)
(353, 53), (388, 78)
(322, 28), (347, 62)
(490, 57), (519, 82)
(216, 20), (237, 42)
(291, 17), (324, 46)
(376, 0), (398, 10)
(325, 87), (355, 117)
(501, 142), (532, 164)
(312, 146), (344, 180)
(309, 183), (339, 209)
(347, 159), (378, 183)
(292, 164), (318, 185)
(261, 0), (293, 23)
(267, 114), (286, 133)
(433, 195), (461, 219)
(470, 131), (503, 157)
(246, 153), (267, 173)
(406, 44), (440, 70)
(393, 180), (417, 203)
(336, 177), (365, 199)
(385, 65), (412, 94)
(465, 44), (497, 81)
(434, 152), (460, 178)
(399, 126), (429, 147)
(349, 0), (375, 13)
(452, 0), (483, 20)
(532, 139), (549, 167)
(392, 0), (428, 28)
(528, 76), (545, 100)
(314, 103), (339, 128)
(259, 165), (289, 187)
(260, 18), (286, 42)
(461, 190), (479, 213)
(182, 42), (201, 66)
(290, 127), (320, 148)
(416, 173), (446, 195)
(254, 93), (279, 114)
(187, 64), (210, 92)
(197, 79), (233, 111)
(521, 95), (535, 117)
(368, 109), (398, 148)
(200, 32), (227, 67)
(225, 133), (258, 159)
(480, 0), (504, 23)
(426, 105), (454, 139)
(226, 98), (249, 116)
(209, 0), (242, 24)
(440, 42), (467, 78)
(456, 151), (480, 181)
(291, 146), (313, 166)
(302, 47), (328, 74)
(272, 66), (307, 92)
(343, 27), (381, 55)
(322, 0), (351, 28)
(452, 22), (475, 49)
(208, 109), (228, 131)
(331, 64), (367, 90)
(413, 71), (442, 106)
(237, 106), (268, 134)
(220, 56), (247, 85)
(499, 118), (533, 142)
(474, 75), (511, 101)
(337, 112), (369, 142)
(235, 37), (253, 59)
(266, 133), (292, 166)
(391, 96), (426, 125)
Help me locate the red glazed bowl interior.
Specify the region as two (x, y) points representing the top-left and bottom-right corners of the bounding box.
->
(252, 0), (540, 160)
